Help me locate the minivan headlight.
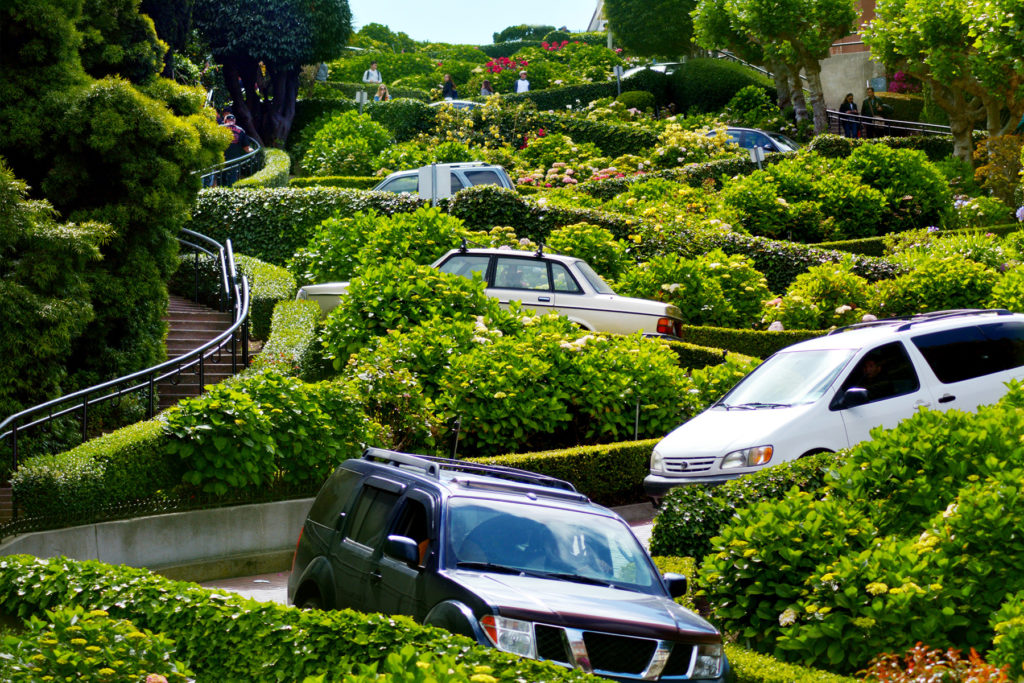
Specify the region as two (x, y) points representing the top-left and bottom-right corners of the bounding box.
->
(721, 445), (773, 469)
(650, 448), (665, 474)
(480, 615), (535, 658)
(691, 643), (723, 679)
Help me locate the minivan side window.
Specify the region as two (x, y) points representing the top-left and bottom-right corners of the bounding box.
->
(836, 341), (920, 404)
(912, 322), (1024, 383)
(346, 486), (401, 548)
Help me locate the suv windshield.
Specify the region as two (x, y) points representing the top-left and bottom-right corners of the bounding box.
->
(446, 498), (659, 592)
(717, 348), (856, 408)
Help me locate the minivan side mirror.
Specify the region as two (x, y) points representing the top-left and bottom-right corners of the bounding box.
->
(385, 535), (420, 567)
(833, 387), (869, 410)
(663, 572), (688, 598)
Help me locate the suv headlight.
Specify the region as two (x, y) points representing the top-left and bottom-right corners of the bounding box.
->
(650, 448), (665, 474)
(720, 445), (773, 469)
(691, 643), (723, 679)
(480, 615), (535, 658)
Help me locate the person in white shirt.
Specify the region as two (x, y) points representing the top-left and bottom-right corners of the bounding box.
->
(514, 71), (530, 93)
(362, 61), (382, 84)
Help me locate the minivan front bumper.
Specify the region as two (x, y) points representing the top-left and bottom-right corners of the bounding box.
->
(644, 473), (740, 500)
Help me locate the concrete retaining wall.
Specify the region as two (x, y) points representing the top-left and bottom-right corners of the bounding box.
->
(0, 498), (314, 583)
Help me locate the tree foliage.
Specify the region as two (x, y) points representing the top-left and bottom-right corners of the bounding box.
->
(492, 24), (556, 43)
(192, 0), (352, 145)
(605, 0), (696, 58)
(78, 0), (167, 83)
(864, 0), (1024, 164)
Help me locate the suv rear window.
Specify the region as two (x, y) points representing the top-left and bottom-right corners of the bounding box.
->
(346, 486), (401, 548)
(912, 322), (1024, 383)
(463, 170), (504, 186)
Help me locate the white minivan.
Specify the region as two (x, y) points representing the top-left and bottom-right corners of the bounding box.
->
(645, 309), (1024, 501)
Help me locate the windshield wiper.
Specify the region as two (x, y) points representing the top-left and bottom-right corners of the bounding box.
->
(729, 402), (791, 409)
(456, 561), (523, 574)
(455, 563), (616, 588)
(529, 571), (616, 588)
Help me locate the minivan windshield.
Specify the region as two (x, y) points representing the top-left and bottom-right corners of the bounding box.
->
(446, 498), (660, 593)
(717, 348), (856, 408)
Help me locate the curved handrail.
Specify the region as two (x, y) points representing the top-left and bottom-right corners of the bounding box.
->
(0, 229), (250, 483)
(827, 109), (952, 137)
(199, 139), (265, 187)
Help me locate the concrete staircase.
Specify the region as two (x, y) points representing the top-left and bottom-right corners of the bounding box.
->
(0, 484), (11, 523)
(159, 295), (248, 411)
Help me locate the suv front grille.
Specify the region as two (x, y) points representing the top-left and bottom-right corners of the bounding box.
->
(583, 631), (658, 675)
(664, 455), (717, 474)
(661, 643), (695, 677)
(535, 624), (570, 664)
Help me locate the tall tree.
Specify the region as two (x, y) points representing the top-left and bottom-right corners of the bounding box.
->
(192, 0), (352, 146)
(864, 0), (1024, 163)
(140, 0), (195, 78)
(692, 0), (856, 132)
(605, 0), (697, 58)
(77, 0), (167, 83)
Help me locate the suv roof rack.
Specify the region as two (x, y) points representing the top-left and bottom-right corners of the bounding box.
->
(361, 447), (579, 494)
(827, 309), (1011, 336)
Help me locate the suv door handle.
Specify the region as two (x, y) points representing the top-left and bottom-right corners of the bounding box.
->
(370, 570), (382, 583)
(938, 394), (956, 404)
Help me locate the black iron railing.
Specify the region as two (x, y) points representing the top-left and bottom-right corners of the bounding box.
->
(0, 229), (250, 504)
(827, 109), (952, 137)
(200, 141), (265, 187)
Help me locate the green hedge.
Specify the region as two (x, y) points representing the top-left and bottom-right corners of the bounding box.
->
(0, 555), (599, 683)
(471, 439), (659, 507)
(676, 325), (824, 359)
(315, 81), (432, 101)
(11, 421), (177, 519)
(250, 299), (324, 380)
(289, 175), (380, 189)
(671, 59), (775, 113)
(189, 187), (427, 265)
(533, 111), (660, 157)
(726, 645), (859, 683)
(807, 132), (956, 162)
(236, 255), (297, 340)
(478, 40), (544, 58)
(649, 450), (845, 560)
(234, 147), (291, 189)
(814, 223), (1023, 257)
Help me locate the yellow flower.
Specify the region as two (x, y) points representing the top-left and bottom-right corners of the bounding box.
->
(866, 582), (888, 595)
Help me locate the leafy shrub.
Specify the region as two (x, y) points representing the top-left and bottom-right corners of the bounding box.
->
(862, 642), (1010, 683)
(288, 175), (380, 189)
(617, 250), (770, 328)
(934, 154), (983, 195)
(973, 134), (1022, 205)
(0, 607), (192, 682)
(843, 143), (951, 233)
(724, 85), (782, 129)
(724, 644), (860, 683)
(650, 451), (842, 560)
(990, 591), (1024, 675)
(764, 260), (873, 330)
(676, 325), (824, 358)
(301, 111), (393, 176)
(250, 300), (323, 380)
(234, 147), (290, 188)
(545, 222), (630, 280)
(671, 58), (775, 113)
(872, 256), (999, 317)
(945, 195), (1013, 230)
(885, 228), (1014, 270)
(0, 555), (600, 682)
(162, 369), (373, 494)
(235, 255), (296, 340)
(616, 90), (655, 112)
(12, 420), (178, 520)
(652, 122), (740, 169)
(288, 207), (467, 285)
(805, 133), (853, 159)
(320, 260), (495, 365)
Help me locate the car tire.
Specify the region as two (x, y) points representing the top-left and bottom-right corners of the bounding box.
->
(300, 594), (323, 610)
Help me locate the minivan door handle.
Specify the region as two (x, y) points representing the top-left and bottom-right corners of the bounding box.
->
(938, 394), (956, 404)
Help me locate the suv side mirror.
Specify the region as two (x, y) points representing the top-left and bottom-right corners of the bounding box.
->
(385, 535), (420, 567)
(834, 387), (869, 410)
(663, 572), (688, 598)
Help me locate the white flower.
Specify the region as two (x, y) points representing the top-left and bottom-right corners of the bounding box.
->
(779, 608), (798, 626)
(768, 321), (785, 331)
(835, 305), (852, 315)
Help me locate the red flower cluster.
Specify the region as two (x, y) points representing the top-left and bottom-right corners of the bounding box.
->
(541, 40), (574, 51)
(484, 56), (528, 74)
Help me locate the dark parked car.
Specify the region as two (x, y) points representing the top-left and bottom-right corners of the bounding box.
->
(708, 127), (800, 154)
(288, 448), (731, 682)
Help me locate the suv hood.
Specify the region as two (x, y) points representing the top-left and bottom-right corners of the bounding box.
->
(445, 570), (719, 642)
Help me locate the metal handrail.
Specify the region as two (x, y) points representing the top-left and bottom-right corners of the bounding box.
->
(827, 109), (952, 137)
(199, 140), (265, 187)
(0, 229), (250, 491)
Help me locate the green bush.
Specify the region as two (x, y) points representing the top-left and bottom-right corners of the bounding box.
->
(765, 260), (873, 330)
(301, 110), (393, 176)
(650, 451), (844, 560)
(250, 300), (323, 380)
(0, 555), (600, 683)
(545, 222), (630, 280)
(724, 85), (783, 129)
(616, 90), (655, 112)
(234, 147), (291, 189)
(944, 194), (1014, 230)
(288, 175), (380, 189)
(162, 369), (374, 494)
(675, 325), (824, 358)
(990, 591), (1024, 675)
(671, 59), (775, 113)
(724, 645), (860, 683)
(872, 256), (999, 316)
(12, 420), (177, 520)
(885, 227), (1015, 270)
(0, 606), (192, 682)
(235, 255), (296, 340)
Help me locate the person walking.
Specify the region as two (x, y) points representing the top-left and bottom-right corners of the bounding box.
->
(514, 70), (530, 93)
(480, 79), (495, 97)
(861, 87), (891, 138)
(441, 73), (458, 100)
(362, 61), (382, 85)
(838, 93), (860, 138)
(220, 113), (252, 186)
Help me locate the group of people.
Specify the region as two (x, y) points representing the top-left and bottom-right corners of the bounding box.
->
(837, 86), (894, 139)
(360, 60), (531, 103)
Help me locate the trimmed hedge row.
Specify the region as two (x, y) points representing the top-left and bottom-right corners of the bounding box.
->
(676, 325), (824, 359)
(806, 132), (958, 162)
(0, 555), (599, 683)
(234, 148), (291, 189)
(316, 80), (432, 101)
(289, 175), (380, 189)
(250, 300), (324, 380)
(814, 222), (1023, 258)
(649, 450), (846, 560)
(671, 59), (775, 113)
(11, 421), (178, 520)
(725, 645), (859, 683)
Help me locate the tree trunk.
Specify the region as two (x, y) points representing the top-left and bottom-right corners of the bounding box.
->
(769, 58), (792, 110)
(258, 66), (299, 147)
(930, 82), (982, 165)
(802, 62), (828, 134)
(786, 65), (808, 122)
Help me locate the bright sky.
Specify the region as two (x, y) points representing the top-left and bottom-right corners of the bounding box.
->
(345, 0), (600, 46)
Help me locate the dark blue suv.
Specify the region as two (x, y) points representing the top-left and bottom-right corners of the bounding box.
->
(288, 448), (731, 682)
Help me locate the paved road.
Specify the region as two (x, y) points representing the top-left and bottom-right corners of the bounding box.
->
(203, 515), (655, 605)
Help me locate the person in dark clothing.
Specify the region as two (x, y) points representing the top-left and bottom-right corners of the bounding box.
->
(441, 73), (458, 100)
(838, 93), (860, 138)
(861, 87), (892, 138)
(221, 113), (252, 186)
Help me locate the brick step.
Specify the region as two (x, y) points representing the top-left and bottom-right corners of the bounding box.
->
(0, 486), (12, 524)
(165, 313), (233, 324)
(166, 340), (235, 353)
(166, 321), (232, 333)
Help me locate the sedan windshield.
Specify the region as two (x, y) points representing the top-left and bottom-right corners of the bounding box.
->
(717, 348), (856, 408)
(766, 131), (800, 152)
(446, 498), (660, 593)
(574, 261), (616, 295)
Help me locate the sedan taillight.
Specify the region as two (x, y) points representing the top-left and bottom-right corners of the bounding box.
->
(657, 317), (678, 336)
